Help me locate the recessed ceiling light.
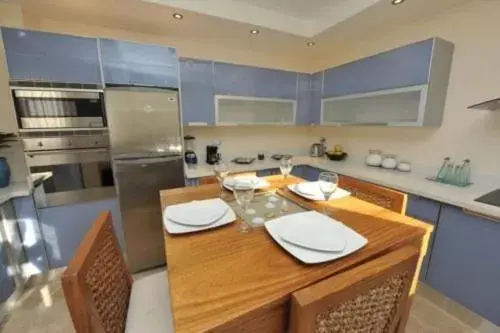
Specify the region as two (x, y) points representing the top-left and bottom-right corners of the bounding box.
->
(306, 41), (315, 47)
(173, 13), (184, 20)
(250, 29), (260, 35)
(391, 0), (405, 5)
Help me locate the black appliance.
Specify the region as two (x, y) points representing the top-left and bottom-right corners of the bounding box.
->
(475, 189), (500, 207)
(206, 144), (219, 165)
(184, 135), (197, 165)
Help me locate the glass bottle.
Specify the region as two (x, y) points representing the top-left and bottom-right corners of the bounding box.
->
(436, 157), (451, 181)
(452, 164), (462, 186)
(459, 159), (471, 186)
(444, 161), (455, 184)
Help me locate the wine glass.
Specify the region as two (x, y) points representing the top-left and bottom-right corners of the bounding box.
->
(279, 158), (293, 179)
(318, 172), (339, 215)
(214, 160), (229, 198)
(233, 180), (255, 233)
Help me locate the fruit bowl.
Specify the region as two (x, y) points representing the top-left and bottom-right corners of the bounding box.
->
(325, 151), (348, 161)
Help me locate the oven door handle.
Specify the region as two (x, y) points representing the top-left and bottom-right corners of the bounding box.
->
(26, 148), (109, 157)
(113, 155), (183, 166)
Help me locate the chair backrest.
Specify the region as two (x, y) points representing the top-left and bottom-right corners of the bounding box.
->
(61, 211), (133, 333)
(289, 246), (419, 333)
(339, 176), (407, 214)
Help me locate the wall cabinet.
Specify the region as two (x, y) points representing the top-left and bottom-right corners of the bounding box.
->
(180, 58), (215, 126)
(213, 62), (297, 99)
(405, 195), (441, 281)
(100, 39), (178, 88)
(1, 28), (101, 84)
(310, 72), (323, 125)
(426, 205), (500, 326)
(296, 74), (312, 125)
(320, 38), (454, 126)
(38, 198), (122, 268)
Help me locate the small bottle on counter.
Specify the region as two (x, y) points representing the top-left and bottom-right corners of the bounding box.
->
(436, 157), (451, 181)
(459, 159), (471, 186)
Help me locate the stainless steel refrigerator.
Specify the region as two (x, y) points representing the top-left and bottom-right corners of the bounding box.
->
(105, 87), (185, 273)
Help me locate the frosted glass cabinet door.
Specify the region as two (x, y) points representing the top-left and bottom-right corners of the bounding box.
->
(179, 58), (215, 125)
(213, 62), (297, 99)
(310, 72), (323, 125)
(323, 39), (433, 97)
(1, 28), (101, 84)
(100, 39), (179, 88)
(296, 73), (311, 124)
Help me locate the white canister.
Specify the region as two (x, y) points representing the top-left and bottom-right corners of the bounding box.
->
(397, 161), (412, 172)
(366, 150), (383, 167)
(381, 155), (398, 169)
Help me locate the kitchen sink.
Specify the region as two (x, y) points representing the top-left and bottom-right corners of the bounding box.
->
(474, 189), (500, 207)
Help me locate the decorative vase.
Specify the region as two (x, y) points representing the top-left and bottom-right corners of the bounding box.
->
(0, 157), (11, 188)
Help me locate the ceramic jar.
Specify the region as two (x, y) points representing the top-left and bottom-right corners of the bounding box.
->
(366, 150), (383, 167)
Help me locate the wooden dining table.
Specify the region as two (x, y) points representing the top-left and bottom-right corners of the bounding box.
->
(160, 175), (432, 333)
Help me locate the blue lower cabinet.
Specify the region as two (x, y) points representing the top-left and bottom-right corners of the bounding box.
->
(426, 205), (500, 325)
(185, 178), (199, 187)
(405, 195), (441, 281)
(256, 168), (280, 177)
(302, 166), (324, 181)
(291, 165), (304, 179)
(38, 198), (123, 268)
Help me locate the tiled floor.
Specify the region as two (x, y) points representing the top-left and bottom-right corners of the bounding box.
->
(1, 269), (499, 333)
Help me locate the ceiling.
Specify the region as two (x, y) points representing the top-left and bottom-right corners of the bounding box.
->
(146, 0), (382, 37)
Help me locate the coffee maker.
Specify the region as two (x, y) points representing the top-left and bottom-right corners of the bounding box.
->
(184, 135), (197, 165)
(206, 143), (220, 165)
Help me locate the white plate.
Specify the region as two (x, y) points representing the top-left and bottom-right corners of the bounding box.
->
(163, 201), (237, 234)
(164, 198), (228, 226)
(223, 177), (270, 191)
(288, 182), (351, 201)
(265, 211), (367, 264)
(280, 214), (346, 252)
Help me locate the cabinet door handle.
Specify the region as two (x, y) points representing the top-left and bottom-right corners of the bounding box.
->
(462, 208), (500, 223)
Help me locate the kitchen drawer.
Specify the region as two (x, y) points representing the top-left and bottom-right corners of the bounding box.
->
(406, 195), (441, 223)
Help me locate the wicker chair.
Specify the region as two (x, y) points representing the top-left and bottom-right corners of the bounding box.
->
(339, 176), (407, 214)
(289, 246), (419, 333)
(61, 211), (174, 333)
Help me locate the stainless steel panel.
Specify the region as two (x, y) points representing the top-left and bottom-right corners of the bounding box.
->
(20, 117), (104, 129)
(23, 135), (109, 151)
(40, 187), (117, 208)
(14, 90), (100, 99)
(25, 149), (110, 167)
(105, 87), (181, 155)
(114, 156), (184, 272)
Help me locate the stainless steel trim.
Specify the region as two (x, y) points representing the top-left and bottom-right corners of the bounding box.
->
(462, 208), (500, 223)
(20, 117), (104, 129)
(13, 89), (101, 99)
(25, 148), (110, 167)
(39, 187), (117, 208)
(19, 128), (108, 133)
(113, 155), (182, 165)
(23, 135), (109, 151)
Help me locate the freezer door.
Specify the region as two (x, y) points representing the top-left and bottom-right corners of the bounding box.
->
(105, 87), (181, 155)
(114, 155), (184, 272)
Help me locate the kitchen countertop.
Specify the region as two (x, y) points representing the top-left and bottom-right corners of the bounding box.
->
(185, 156), (500, 220)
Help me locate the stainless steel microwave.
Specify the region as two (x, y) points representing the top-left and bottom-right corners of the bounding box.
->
(11, 88), (106, 130)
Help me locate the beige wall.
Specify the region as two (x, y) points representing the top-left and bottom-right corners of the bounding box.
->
(311, 0), (500, 174)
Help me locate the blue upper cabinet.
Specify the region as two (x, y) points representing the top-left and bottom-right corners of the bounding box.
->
(179, 58), (215, 126)
(1, 28), (101, 84)
(296, 73), (311, 125)
(310, 72), (323, 125)
(213, 62), (297, 99)
(323, 39), (434, 98)
(100, 39), (179, 88)
(426, 205), (500, 326)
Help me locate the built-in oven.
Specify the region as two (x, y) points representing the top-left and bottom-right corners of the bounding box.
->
(11, 88), (106, 130)
(23, 134), (115, 207)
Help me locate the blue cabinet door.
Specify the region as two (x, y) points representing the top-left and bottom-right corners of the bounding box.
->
(100, 39), (179, 88)
(302, 166), (324, 181)
(323, 39), (433, 97)
(405, 195), (441, 281)
(426, 205), (500, 325)
(296, 74), (311, 125)
(291, 165), (304, 179)
(179, 58), (215, 125)
(1, 28), (101, 84)
(39, 198), (123, 268)
(213, 62), (297, 99)
(310, 72), (323, 125)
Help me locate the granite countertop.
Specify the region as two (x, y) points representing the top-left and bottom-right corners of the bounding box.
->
(0, 181), (31, 205)
(185, 156), (500, 220)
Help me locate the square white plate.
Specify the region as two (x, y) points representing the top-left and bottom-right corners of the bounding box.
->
(163, 200), (237, 234)
(265, 211), (367, 264)
(280, 213), (346, 252)
(223, 176), (270, 191)
(288, 182), (351, 201)
(164, 198), (228, 226)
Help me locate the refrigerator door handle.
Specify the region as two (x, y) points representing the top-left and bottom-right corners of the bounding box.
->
(113, 155), (183, 166)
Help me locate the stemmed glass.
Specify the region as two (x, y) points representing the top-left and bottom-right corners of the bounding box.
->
(214, 160), (229, 198)
(318, 172), (339, 215)
(233, 180), (255, 233)
(279, 158), (293, 179)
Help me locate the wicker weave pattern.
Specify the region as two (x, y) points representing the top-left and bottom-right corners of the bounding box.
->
(84, 223), (131, 333)
(343, 186), (393, 210)
(314, 271), (409, 333)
